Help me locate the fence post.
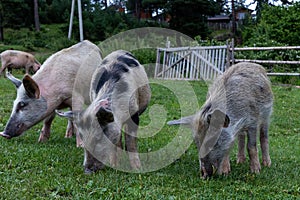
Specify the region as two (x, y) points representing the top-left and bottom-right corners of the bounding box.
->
(166, 37), (170, 48)
(154, 48), (161, 78)
(226, 39), (231, 69)
(231, 38), (235, 65)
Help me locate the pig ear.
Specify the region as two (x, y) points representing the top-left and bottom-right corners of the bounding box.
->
(96, 107), (114, 126)
(6, 72), (22, 88)
(167, 115), (194, 127)
(200, 110), (230, 158)
(56, 110), (75, 121)
(207, 109), (230, 128)
(23, 75), (40, 99)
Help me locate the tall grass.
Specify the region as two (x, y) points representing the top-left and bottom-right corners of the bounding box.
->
(0, 77), (299, 199)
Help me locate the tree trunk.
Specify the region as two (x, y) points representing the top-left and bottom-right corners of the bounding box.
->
(0, 4), (3, 41)
(34, 0), (40, 32)
(135, 0), (141, 21)
(231, 0), (236, 36)
(103, 0), (108, 9)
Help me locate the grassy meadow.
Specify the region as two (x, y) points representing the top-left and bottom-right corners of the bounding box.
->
(0, 74), (299, 199)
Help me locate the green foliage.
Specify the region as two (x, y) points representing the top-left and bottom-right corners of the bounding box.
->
(0, 0), (226, 43)
(0, 0), (32, 29)
(242, 3), (300, 46)
(0, 78), (299, 199)
(132, 48), (157, 78)
(195, 36), (227, 46)
(237, 3), (300, 83)
(132, 48), (157, 65)
(2, 24), (76, 52)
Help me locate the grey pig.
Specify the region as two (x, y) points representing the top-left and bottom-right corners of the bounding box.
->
(168, 62), (273, 179)
(0, 40), (102, 147)
(57, 50), (151, 173)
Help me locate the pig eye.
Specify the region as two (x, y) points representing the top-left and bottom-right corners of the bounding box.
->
(19, 102), (26, 107)
(17, 101), (27, 111)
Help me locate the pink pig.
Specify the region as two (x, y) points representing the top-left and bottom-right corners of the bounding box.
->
(0, 40), (102, 147)
(0, 50), (41, 76)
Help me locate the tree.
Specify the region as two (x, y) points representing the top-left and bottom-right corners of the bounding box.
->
(34, 0), (40, 31)
(245, 0), (294, 20)
(142, 0), (167, 19)
(242, 3), (300, 46)
(0, 3), (3, 41)
(167, 0), (222, 38)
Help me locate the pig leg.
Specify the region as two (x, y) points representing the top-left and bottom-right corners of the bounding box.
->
(72, 97), (84, 147)
(62, 112), (82, 146)
(218, 154), (231, 175)
(124, 113), (141, 170)
(83, 149), (105, 174)
(110, 131), (123, 168)
(25, 65), (30, 74)
(237, 133), (246, 164)
(193, 134), (211, 179)
(38, 112), (56, 142)
(260, 123), (271, 167)
(109, 130), (122, 168)
(0, 63), (7, 77)
(247, 126), (261, 173)
(65, 120), (75, 138)
(75, 128), (83, 147)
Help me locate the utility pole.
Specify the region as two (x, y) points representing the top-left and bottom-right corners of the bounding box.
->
(68, 0), (84, 41)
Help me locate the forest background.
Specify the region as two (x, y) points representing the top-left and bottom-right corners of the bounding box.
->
(0, 0), (300, 80)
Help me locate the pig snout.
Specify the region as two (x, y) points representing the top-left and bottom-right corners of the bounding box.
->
(33, 64), (40, 72)
(0, 131), (12, 139)
(201, 158), (214, 179)
(0, 121), (26, 139)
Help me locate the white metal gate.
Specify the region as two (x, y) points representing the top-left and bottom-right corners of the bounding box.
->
(155, 46), (228, 80)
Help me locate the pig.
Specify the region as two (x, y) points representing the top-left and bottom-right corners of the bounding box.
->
(56, 50), (151, 173)
(168, 62), (273, 179)
(0, 40), (102, 147)
(0, 50), (41, 76)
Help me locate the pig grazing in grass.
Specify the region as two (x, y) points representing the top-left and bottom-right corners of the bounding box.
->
(0, 50), (41, 76)
(57, 50), (151, 173)
(168, 62), (273, 179)
(0, 40), (102, 146)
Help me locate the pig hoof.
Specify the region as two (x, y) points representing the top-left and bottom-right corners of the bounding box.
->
(237, 156), (246, 164)
(64, 129), (74, 138)
(76, 142), (84, 148)
(130, 159), (141, 170)
(221, 160), (231, 175)
(84, 168), (94, 174)
(64, 134), (73, 138)
(201, 171), (211, 180)
(221, 168), (231, 175)
(76, 138), (84, 148)
(262, 158), (271, 167)
(250, 164), (261, 174)
(202, 174), (209, 180)
(38, 135), (49, 142)
(84, 164), (104, 175)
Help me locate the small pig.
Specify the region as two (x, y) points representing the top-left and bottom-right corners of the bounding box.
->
(0, 50), (41, 76)
(57, 50), (151, 173)
(0, 40), (102, 147)
(168, 62), (273, 179)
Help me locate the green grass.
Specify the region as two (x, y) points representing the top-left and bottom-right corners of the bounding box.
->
(0, 77), (299, 199)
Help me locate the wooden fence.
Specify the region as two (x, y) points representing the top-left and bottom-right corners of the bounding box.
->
(155, 40), (300, 80)
(228, 40), (300, 76)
